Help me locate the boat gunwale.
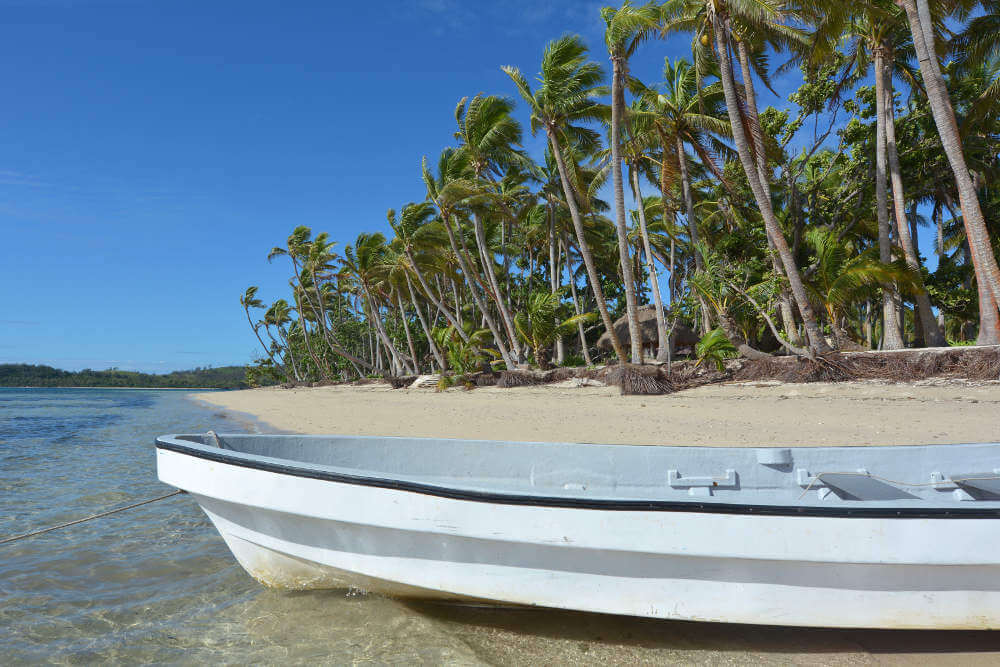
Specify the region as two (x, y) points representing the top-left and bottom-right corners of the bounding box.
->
(155, 434), (1000, 519)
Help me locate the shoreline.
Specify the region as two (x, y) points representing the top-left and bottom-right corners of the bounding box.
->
(193, 380), (1000, 447)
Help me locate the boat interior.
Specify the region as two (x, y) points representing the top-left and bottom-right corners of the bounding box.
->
(156, 433), (1000, 510)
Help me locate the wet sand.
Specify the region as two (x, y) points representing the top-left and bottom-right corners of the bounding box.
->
(190, 381), (1000, 663)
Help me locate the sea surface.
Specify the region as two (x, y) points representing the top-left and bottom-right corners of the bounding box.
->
(3, 388), (997, 665)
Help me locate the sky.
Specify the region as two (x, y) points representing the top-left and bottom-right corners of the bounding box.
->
(0, 1), (846, 373)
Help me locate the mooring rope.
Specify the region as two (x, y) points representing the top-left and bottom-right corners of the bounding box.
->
(0, 490), (184, 546)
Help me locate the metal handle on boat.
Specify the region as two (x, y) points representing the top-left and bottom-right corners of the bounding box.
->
(667, 469), (737, 496)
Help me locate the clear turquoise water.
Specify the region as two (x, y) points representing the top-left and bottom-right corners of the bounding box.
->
(3, 388), (991, 664)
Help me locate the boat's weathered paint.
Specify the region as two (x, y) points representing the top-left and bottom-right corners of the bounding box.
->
(156, 434), (1000, 629)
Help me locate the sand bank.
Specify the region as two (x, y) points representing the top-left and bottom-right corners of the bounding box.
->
(193, 380), (1000, 446)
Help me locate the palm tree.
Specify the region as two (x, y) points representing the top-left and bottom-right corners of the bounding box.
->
(240, 286), (279, 368)
(616, 107), (671, 360)
(898, 0), (1000, 320)
(515, 291), (597, 369)
(422, 149), (516, 368)
(664, 0), (834, 355)
(503, 35), (627, 362)
(341, 232), (415, 376)
(640, 56), (733, 335)
(802, 228), (918, 347)
(453, 94), (526, 360)
(602, 1), (662, 363)
(264, 299), (302, 381)
(812, 1), (945, 347)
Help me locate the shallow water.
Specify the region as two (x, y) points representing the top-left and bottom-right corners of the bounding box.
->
(3, 388), (1000, 665)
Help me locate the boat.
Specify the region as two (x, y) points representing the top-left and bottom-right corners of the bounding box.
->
(156, 432), (1000, 629)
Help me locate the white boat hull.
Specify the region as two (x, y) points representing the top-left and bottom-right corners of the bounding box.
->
(158, 446), (1000, 629)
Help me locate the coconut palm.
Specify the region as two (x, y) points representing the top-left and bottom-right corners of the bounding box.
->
(802, 228), (919, 346)
(601, 1), (662, 363)
(897, 0), (1000, 317)
(422, 149), (516, 368)
(503, 35), (626, 362)
(515, 291), (598, 370)
(663, 0), (833, 355)
(452, 94), (527, 360)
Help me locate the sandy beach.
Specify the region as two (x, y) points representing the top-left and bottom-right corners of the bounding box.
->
(194, 380), (1000, 447)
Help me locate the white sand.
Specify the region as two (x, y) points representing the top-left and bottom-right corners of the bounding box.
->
(194, 380), (1000, 446)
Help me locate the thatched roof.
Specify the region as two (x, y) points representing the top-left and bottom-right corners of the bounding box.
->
(596, 305), (699, 352)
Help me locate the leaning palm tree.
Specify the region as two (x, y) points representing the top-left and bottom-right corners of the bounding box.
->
(663, 0), (833, 355)
(639, 57), (734, 336)
(240, 286), (278, 367)
(502, 35), (626, 363)
(452, 94), (526, 361)
(897, 0), (1000, 316)
(601, 1), (662, 363)
(422, 149), (517, 368)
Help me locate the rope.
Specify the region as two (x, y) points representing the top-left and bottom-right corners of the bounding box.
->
(0, 490), (184, 546)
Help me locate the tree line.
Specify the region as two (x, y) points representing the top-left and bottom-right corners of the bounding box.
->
(0, 364), (253, 389)
(242, 0), (1000, 385)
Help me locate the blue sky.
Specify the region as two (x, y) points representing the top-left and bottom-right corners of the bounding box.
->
(0, 1), (841, 372)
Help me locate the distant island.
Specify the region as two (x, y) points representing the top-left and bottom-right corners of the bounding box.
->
(0, 364), (257, 389)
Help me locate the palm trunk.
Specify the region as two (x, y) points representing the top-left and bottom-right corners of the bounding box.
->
(406, 274), (447, 370)
(881, 53), (944, 347)
(675, 135), (714, 335)
(397, 291), (420, 374)
(364, 289), (413, 375)
(245, 306), (281, 370)
(736, 40), (770, 188)
(711, 14), (831, 355)
(736, 39), (801, 347)
(563, 233), (594, 366)
(548, 202), (565, 365)
(901, 0), (1000, 312)
(631, 166), (669, 361)
(547, 130), (625, 362)
(275, 327), (303, 381)
(292, 286), (332, 382)
(874, 48), (906, 350)
(305, 270), (367, 377)
(405, 249), (468, 342)
(977, 278), (1000, 345)
(472, 209), (522, 359)
(610, 55), (643, 364)
(441, 212), (516, 368)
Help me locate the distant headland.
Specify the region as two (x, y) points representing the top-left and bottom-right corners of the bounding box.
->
(0, 364), (256, 389)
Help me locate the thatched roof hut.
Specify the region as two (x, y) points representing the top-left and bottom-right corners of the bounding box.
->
(596, 305), (699, 356)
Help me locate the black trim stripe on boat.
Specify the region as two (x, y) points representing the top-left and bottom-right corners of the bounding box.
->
(155, 439), (1000, 519)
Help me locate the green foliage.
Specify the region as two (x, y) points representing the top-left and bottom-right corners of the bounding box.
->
(0, 364), (255, 389)
(695, 328), (737, 372)
(514, 291), (597, 368)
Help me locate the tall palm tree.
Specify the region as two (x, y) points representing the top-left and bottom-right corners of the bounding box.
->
(640, 56), (734, 334)
(240, 286), (279, 367)
(664, 0), (834, 355)
(812, 1), (944, 347)
(453, 94), (526, 360)
(422, 149), (516, 368)
(898, 0), (1000, 320)
(503, 35), (626, 363)
(602, 1), (662, 363)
